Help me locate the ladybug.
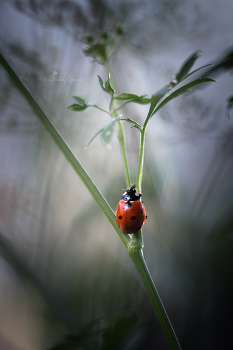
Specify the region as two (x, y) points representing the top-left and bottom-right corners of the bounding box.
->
(116, 186), (147, 234)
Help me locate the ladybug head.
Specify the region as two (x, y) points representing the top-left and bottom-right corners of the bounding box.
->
(122, 185), (142, 202)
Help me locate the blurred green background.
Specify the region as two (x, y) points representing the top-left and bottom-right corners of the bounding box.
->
(0, 0), (233, 349)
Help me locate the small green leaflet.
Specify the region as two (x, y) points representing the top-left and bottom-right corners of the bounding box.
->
(114, 93), (151, 105)
(72, 96), (89, 105)
(114, 93), (150, 103)
(83, 42), (107, 65)
(67, 95), (89, 111)
(114, 93), (140, 100)
(171, 50), (203, 85)
(67, 104), (88, 111)
(85, 116), (122, 149)
(97, 75), (114, 95)
(100, 120), (116, 149)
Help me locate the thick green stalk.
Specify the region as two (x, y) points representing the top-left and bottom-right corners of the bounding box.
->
(128, 241), (181, 350)
(135, 116), (182, 350)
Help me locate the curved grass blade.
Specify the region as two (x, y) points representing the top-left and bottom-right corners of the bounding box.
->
(150, 78), (216, 118)
(184, 64), (213, 79)
(173, 50), (202, 84)
(0, 52), (130, 248)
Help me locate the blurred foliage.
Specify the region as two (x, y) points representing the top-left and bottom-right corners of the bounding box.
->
(49, 313), (151, 350)
(1, 0), (233, 349)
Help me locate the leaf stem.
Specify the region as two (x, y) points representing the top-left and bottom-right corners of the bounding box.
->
(91, 104), (112, 116)
(105, 61), (131, 188)
(117, 122), (131, 188)
(136, 126), (146, 193)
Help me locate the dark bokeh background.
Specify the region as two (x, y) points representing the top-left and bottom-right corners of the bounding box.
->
(0, 0), (233, 349)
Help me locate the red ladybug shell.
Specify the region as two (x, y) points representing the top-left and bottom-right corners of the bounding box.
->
(116, 200), (146, 234)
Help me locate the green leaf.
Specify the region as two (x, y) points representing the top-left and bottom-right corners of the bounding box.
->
(98, 75), (114, 95)
(72, 95), (89, 105)
(105, 76), (115, 94)
(132, 96), (151, 104)
(85, 116), (121, 149)
(98, 75), (107, 92)
(67, 104), (88, 111)
(114, 93), (141, 100)
(172, 50), (203, 84)
(114, 93), (150, 104)
(68, 96), (90, 111)
(226, 95), (233, 119)
(151, 78), (216, 117)
(184, 63), (213, 79)
(85, 125), (106, 149)
(83, 42), (107, 65)
(100, 119), (116, 148)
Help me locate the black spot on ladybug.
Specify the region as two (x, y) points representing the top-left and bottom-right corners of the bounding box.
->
(137, 227), (141, 230)
(141, 211), (143, 213)
(131, 216), (136, 220)
(118, 215), (122, 219)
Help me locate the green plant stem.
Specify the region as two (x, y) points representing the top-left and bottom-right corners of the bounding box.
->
(92, 104), (112, 116)
(105, 61), (131, 188)
(135, 116), (182, 350)
(136, 128), (146, 194)
(137, 109), (152, 193)
(117, 122), (131, 188)
(128, 241), (181, 350)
